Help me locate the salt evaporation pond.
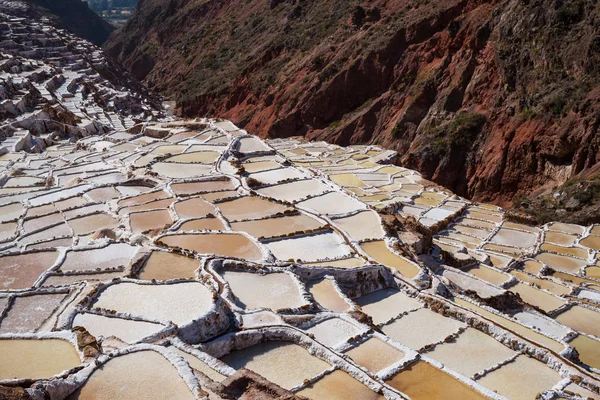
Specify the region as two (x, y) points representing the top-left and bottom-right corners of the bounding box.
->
(72, 313), (164, 343)
(93, 282), (213, 325)
(68, 350), (194, 400)
(355, 288), (422, 325)
(158, 233), (263, 261)
(139, 251), (199, 280)
(0, 338), (80, 380)
(221, 341), (330, 390)
(0, 251), (58, 290)
(222, 270), (304, 310)
(360, 240), (420, 278)
(382, 308), (465, 350)
(230, 213), (324, 239)
(297, 370), (385, 400)
(425, 328), (516, 377)
(344, 337), (405, 373)
(476, 355), (560, 400)
(307, 278), (349, 312)
(386, 361), (488, 400)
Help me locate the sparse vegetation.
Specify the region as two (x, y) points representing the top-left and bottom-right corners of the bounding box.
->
(426, 112), (486, 156)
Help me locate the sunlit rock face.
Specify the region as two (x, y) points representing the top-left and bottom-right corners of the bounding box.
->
(1, 3), (600, 400)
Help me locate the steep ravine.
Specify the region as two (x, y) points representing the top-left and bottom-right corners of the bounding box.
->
(104, 0), (600, 215)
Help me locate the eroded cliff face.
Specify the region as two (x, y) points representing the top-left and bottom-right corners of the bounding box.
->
(104, 0), (600, 206)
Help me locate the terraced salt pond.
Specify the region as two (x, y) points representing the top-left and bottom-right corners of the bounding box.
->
(222, 270), (304, 310)
(158, 233), (263, 261)
(297, 370), (385, 400)
(360, 240), (420, 278)
(2, 115), (600, 399)
(476, 355), (561, 400)
(425, 328), (515, 377)
(138, 251), (200, 280)
(221, 341), (330, 389)
(230, 213), (324, 238)
(72, 313), (164, 343)
(93, 282), (213, 325)
(0, 339), (80, 380)
(68, 350), (194, 400)
(569, 335), (600, 370)
(217, 196), (291, 220)
(344, 337), (405, 373)
(386, 361), (488, 400)
(355, 288), (422, 325)
(382, 308), (465, 350)
(266, 231), (352, 262)
(555, 305), (600, 338)
(0, 251), (59, 290)
(307, 278), (350, 312)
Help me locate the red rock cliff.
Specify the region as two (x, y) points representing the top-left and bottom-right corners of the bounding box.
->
(104, 0), (600, 205)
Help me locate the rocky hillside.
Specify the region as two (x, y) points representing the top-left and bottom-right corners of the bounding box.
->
(24, 0), (114, 45)
(104, 0), (600, 208)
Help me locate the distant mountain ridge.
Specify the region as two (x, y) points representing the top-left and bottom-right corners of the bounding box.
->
(104, 0), (600, 219)
(24, 0), (114, 45)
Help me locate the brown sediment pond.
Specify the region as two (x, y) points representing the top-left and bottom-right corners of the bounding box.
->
(297, 369), (385, 400)
(329, 173), (367, 188)
(178, 218), (227, 231)
(130, 209), (173, 234)
(221, 341), (330, 390)
(158, 233), (263, 262)
(508, 283), (566, 313)
(230, 214), (324, 239)
(465, 265), (509, 286)
(0, 251), (59, 290)
(359, 241), (420, 278)
(555, 305), (600, 338)
(344, 337), (405, 373)
(569, 335), (600, 370)
(68, 350), (194, 400)
(547, 222), (585, 235)
(535, 252), (588, 274)
(68, 213), (119, 235)
(544, 231), (578, 246)
(173, 197), (215, 219)
(216, 196), (291, 221)
(139, 251), (199, 281)
(581, 235), (600, 251)
(307, 279), (349, 313)
(171, 179), (234, 196)
(540, 243), (588, 259)
(386, 361), (488, 400)
(509, 270), (570, 296)
(0, 338), (80, 380)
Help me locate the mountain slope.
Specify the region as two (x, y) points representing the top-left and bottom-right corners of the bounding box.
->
(104, 0), (600, 206)
(25, 0), (114, 45)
